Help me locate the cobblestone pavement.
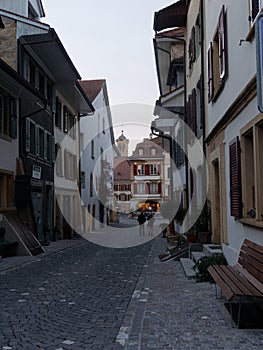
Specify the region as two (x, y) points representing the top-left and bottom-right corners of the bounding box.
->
(1, 232), (263, 350)
(114, 236), (263, 350)
(0, 238), (153, 350)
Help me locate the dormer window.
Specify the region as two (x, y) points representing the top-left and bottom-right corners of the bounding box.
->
(138, 148), (144, 156)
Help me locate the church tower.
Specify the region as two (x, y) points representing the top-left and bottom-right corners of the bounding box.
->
(116, 130), (129, 157)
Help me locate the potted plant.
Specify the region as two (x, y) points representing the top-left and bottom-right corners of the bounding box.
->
(185, 229), (197, 243)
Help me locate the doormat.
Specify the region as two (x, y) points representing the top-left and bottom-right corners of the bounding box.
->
(224, 302), (263, 329)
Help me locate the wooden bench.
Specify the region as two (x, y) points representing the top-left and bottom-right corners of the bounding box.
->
(208, 239), (263, 327)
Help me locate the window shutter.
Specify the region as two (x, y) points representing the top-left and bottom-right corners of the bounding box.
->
(158, 182), (162, 195)
(192, 88), (197, 135)
(133, 182), (137, 194)
(133, 164), (137, 176)
(158, 164), (161, 175)
(52, 136), (55, 162)
(207, 43), (214, 102)
(63, 105), (68, 133)
(44, 131), (48, 160)
(64, 149), (68, 178)
(73, 154), (77, 179)
(229, 137), (242, 218)
(218, 5), (227, 81)
(25, 118), (30, 152)
(145, 164), (150, 175)
(10, 99), (17, 139)
(35, 126), (40, 157)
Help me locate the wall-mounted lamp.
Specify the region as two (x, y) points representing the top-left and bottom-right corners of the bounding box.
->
(0, 15), (5, 29)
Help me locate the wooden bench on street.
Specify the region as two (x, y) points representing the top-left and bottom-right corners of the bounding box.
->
(208, 239), (263, 327)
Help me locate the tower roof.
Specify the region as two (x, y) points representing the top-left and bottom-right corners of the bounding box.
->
(116, 130), (128, 142)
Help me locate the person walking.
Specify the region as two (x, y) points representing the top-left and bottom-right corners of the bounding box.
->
(137, 212), (146, 235)
(147, 213), (155, 236)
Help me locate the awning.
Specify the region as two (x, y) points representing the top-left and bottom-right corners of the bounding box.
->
(0, 57), (46, 104)
(153, 0), (187, 32)
(19, 28), (94, 114)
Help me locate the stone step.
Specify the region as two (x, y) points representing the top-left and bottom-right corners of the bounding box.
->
(180, 257), (196, 278)
(191, 251), (205, 263)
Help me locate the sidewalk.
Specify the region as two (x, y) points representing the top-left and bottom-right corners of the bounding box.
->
(0, 236), (86, 272)
(114, 235), (263, 350)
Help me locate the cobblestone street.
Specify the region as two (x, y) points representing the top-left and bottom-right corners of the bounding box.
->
(0, 238), (153, 350)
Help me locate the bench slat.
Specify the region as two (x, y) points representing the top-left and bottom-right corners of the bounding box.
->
(228, 266), (263, 297)
(239, 252), (263, 284)
(241, 245), (263, 266)
(244, 239), (263, 255)
(208, 266), (235, 301)
(227, 266), (258, 296)
(235, 264), (263, 295)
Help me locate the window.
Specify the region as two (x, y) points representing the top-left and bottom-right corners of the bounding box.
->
(150, 182), (157, 194)
(64, 149), (74, 179)
(63, 105), (68, 133)
(0, 95), (10, 137)
(187, 89), (197, 135)
(250, 0), (263, 22)
(29, 121), (36, 154)
(38, 127), (44, 159)
(150, 165), (157, 175)
(195, 13), (201, 59)
(207, 5), (227, 102)
(151, 148), (157, 156)
(240, 119), (263, 222)
(229, 137), (242, 218)
(90, 173), (93, 197)
(23, 53), (54, 106)
(55, 143), (63, 176)
(91, 140), (94, 159)
(55, 97), (62, 128)
(188, 26), (196, 70)
(137, 164), (145, 175)
(138, 148), (144, 156)
(138, 183), (144, 194)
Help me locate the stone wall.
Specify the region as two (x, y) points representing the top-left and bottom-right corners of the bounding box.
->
(0, 16), (17, 70)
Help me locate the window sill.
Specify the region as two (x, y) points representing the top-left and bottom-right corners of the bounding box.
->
(240, 218), (263, 229)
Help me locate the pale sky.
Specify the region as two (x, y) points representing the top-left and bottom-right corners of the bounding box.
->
(43, 0), (174, 149)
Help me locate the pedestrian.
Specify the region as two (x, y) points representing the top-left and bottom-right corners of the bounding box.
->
(137, 212), (146, 235)
(147, 213), (155, 236)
